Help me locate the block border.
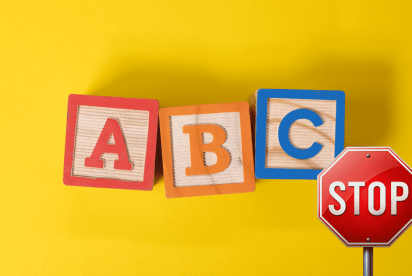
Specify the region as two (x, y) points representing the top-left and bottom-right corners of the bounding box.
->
(63, 94), (159, 190)
(255, 89), (345, 180)
(159, 102), (255, 198)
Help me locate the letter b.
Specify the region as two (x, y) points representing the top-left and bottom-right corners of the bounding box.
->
(183, 124), (231, 176)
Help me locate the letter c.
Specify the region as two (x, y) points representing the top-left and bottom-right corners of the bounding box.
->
(278, 108), (323, 160)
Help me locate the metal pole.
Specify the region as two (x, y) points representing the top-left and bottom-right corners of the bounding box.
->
(363, 247), (373, 276)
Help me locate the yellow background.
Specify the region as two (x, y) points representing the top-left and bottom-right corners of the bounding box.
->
(1, 0), (411, 275)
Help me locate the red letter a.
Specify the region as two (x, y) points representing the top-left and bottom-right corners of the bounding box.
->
(84, 118), (133, 170)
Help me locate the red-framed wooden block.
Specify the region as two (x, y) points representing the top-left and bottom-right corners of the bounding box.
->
(159, 102), (255, 198)
(63, 94), (159, 190)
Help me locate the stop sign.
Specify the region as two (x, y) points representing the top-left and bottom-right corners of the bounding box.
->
(318, 147), (412, 247)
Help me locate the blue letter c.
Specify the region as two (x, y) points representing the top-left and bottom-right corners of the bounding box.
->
(278, 109), (323, 160)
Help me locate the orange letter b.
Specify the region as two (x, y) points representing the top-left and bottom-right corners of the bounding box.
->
(183, 124), (231, 176)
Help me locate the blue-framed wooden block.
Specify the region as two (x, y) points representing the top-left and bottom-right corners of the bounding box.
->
(254, 89), (345, 179)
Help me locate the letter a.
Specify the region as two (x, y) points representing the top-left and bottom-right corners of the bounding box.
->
(183, 124), (231, 176)
(85, 118), (133, 170)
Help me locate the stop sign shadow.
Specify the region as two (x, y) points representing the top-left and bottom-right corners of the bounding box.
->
(318, 147), (412, 247)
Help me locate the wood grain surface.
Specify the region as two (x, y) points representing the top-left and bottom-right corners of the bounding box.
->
(72, 105), (149, 181)
(265, 98), (336, 169)
(170, 112), (244, 187)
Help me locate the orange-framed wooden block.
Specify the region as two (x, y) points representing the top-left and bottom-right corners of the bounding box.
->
(159, 102), (255, 198)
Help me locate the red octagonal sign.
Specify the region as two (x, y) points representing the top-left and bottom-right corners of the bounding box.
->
(318, 147), (412, 247)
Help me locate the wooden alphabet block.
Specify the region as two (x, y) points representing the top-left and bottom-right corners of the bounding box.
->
(63, 94), (159, 190)
(159, 102), (255, 198)
(253, 89), (345, 179)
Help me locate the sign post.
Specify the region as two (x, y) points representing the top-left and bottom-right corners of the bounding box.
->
(363, 247), (373, 276)
(318, 147), (412, 275)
